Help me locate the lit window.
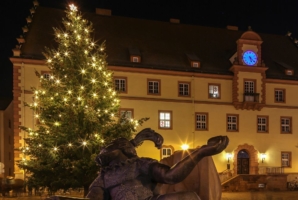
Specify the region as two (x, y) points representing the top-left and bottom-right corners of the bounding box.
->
(195, 113), (208, 130)
(208, 84), (220, 99)
(148, 80), (160, 95)
(178, 82), (190, 96)
(227, 114), (238, 131)
(114, 77), (127, 93)
(281, 151), (291, 167)
(159, 111), (172, 129)
(275, 89), (285, 103)
(161, 145), (174, 159)
(257, 116), (268, 133)
(281, 117), (291, 134)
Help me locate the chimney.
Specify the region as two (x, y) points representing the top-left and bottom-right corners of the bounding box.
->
(96, 8), (112, 16)
(226, 25), (238, 31)
(170, 18), (180, 24)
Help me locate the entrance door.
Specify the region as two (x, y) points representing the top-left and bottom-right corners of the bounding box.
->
(237, 150), (249, 174)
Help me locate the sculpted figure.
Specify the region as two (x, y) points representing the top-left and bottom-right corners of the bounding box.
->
(86, 128), (229, 200)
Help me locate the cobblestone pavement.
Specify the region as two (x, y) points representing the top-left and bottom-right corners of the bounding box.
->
(221, 191), (298, 200)
(1, 191), (298, 199)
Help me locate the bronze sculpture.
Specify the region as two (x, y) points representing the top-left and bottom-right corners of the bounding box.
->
(86, 128), (229, 200)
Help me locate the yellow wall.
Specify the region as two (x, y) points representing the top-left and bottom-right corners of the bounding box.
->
(17, 63), (298, 177)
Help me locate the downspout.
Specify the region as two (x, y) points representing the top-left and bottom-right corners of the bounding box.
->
(192, 75), (195, 148)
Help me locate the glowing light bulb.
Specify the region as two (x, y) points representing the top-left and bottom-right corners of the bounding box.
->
(82, 141), (87, 146)
(181, 144), (189, 150)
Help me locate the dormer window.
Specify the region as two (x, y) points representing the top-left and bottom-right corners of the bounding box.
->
(274, 61), (294, 76)
(131, 56), (140, 63)
(286, 70), (293, 76)
(128, 47), (141, 63)
(186, 53), (201, 68)
(192, 62), (199, 68)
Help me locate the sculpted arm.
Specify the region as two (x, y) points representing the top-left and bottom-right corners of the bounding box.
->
(151, 136), (229, 184)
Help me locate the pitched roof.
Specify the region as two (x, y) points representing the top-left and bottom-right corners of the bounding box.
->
(18, 6), (298, 79)
(0, 98), (12, 110)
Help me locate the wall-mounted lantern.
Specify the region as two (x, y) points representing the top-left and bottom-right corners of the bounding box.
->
(226, 153), (232, 163)
(260, 153), (266, 163)
(226, 153), (232, 170)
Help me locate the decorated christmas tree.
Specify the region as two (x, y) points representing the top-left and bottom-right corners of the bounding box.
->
(18, 4), (147, 195)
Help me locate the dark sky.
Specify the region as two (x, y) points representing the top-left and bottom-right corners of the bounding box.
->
(1, 0), (298, 99)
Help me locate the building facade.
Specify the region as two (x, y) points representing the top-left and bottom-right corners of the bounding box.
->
(10, 4), (298, 179)
(0, 100), (14, 177)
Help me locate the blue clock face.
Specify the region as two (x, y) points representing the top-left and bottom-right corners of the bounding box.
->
(243, 51), (257, 66)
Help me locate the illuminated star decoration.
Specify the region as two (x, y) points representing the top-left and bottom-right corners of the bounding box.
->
(69, 4), (77, 12)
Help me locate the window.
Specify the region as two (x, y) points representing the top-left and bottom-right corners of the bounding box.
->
(178, 82), (190, 97)
(159, 111), (172, 129)
(281, 151), (291, 167)
(160, 145), (174, 159)
(257, 116), (268, 133)
(132, 56), (139, 63)
(281, 117), (292, 134)
(119, 108), (133, 120)
(244, 80), (255, 93)
(192, 62), (199, 68)
(41, 71), (51, 80)
(195, 113), (208, 131)
(148, 79), (160, 95)
(286, 70), (293, 76)
(208, 84), (220, 99)
(114, 77), (127, 93)
(227, 114), (239, 132)
(275, 89), (285, 103)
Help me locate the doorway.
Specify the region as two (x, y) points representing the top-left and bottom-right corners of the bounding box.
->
(237, 149), (249, 174)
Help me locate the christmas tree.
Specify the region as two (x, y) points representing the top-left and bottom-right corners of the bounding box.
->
(18, 4), (147, 195)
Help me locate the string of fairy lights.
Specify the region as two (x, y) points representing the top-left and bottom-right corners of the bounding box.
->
(20, 4), (139, 165)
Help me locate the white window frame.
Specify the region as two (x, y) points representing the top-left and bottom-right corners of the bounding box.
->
(227, 114), (238, 131)
(195, 113), (208, 131)
(275, 89), (285, 102)
(114, 78), (127, 93)
(159, 111), (172, 129)
(161, 146), (173, 159)
(281, 117), (291, 133)
(257, 116), (268, 133)
(119, 109), (133, 120)
(281, 152), (291, 167)
(148, 80), (160, 95)
(208, 84), (220, 98)
(178, 82), (190, 96)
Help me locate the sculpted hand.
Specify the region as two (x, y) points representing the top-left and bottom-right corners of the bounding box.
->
(199, 136), (229, 157)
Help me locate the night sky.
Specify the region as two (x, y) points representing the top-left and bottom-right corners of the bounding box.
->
(1, 0), (298, 99)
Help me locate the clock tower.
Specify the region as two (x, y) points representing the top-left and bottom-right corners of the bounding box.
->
(229, 30), (268, 110)
(236, 31), (263, 67)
